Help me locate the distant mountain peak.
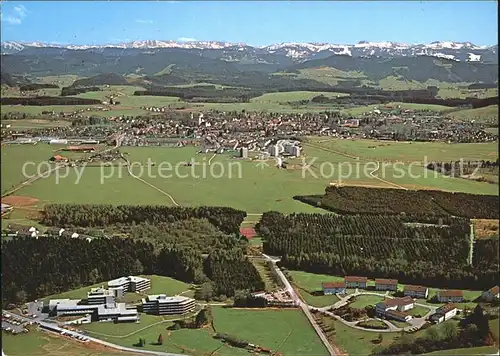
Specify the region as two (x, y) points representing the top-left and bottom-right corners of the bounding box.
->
(1, 40), (496, 63)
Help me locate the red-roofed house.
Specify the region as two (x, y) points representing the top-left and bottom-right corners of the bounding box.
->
(322, 282), (346, 295)
(481, 286), (499, 302)
(345, 276), (367, 289)
(375, 278), (398, 291)
(437, 290), (464, 303)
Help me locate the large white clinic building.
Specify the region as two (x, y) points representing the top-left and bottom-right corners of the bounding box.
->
(142, 294), (196, 315)
(107, 276), (151, 297)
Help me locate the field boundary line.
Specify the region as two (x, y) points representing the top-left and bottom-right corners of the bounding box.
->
(302, 142), (360, 160)
(121, 155), (180, 206)
(369, 162), (409, 190)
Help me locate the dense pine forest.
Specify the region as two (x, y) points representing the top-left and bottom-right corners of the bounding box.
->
(294, 186), (499, 218)
(2, 205), (262, 307)
(257, 212), (499, 290)
(42, 204), (246, 235)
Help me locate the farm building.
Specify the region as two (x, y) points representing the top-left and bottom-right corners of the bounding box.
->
(63, 146), (95, 152)
(430, 303), (458, 324)
(481, 286), (499, 302)
(404, 285), (429, 299)
(375, 278), (398, 291)
(344, 276), (367, 289)
(437, 290), (464, 303)
(322, 282), (346, 295)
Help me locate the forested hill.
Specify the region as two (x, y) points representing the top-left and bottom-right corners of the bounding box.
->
(2, 47), (498, 88)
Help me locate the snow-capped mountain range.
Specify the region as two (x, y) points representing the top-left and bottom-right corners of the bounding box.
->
(1, 40), (497, 63)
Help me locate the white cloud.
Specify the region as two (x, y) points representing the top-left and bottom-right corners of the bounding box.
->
(135, 19), (153, 24)
(13, 5), (27, 18)
(1, 15), (22, 25)
(177, 37), (196, 42)
(1, 4), (27, 25)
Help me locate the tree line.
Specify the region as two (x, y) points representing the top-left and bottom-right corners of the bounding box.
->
(257, 212), (498, 290)
(0, 96), (101, 106)
(294, 186), (499, 219)
(42, 204), (246, 235)
(2, 233), (263, 307)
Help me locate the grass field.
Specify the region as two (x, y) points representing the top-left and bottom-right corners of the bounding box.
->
(318, 314), (399, 355)
(1, 119), (71, 129)
(307, 137), (498, 162)
(1, 144), (59, 193)
(296, 288), (340, 308)
(423, 346), (499, 355)
(1, 330), (127, 356)
(212, 307), (329, 355)
(446, 105), (498, 123)
(6, 138), (498, 214)
(76, 307), (329, 355)
(288, 270), (344, 291)
(349, 295), (385, 309)
(407, 305), (431, 317)
(343, 102), (452, 115)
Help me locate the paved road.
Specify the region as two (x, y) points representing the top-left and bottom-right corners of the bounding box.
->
(262, 254), (339, 356)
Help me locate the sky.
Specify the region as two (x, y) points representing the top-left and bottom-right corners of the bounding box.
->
(0, 1), (498, 46)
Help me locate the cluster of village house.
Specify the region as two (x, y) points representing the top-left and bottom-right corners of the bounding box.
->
(322, 277), (499, 324)
(48, 276), (196, 324)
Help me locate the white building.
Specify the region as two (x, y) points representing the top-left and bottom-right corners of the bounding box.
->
(376, 297), (414, 322)
(375, 278), (398, 291)
(404, 285), (429, 299)
(142, 295), (196, 315)
(107, 276), (151, 294)
(430, 303), (458, 324)
(240, 147), (248, 158)
(268, 145), (279, 157)
(87, 287), (116, 305)
(48, 298), (138, 322)
(437, 290), (464, 303)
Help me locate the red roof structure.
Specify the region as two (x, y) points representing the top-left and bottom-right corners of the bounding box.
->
(240, 227), (256, 239)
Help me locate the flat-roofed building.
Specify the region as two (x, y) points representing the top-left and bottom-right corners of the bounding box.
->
(108, 276), (151, 293)
(404, 285), (429, 299)
(142, 295), (196, 315)
(87, 287), (115, 305)
(375, 279), (398, 291)
(49, 298), (138, 322)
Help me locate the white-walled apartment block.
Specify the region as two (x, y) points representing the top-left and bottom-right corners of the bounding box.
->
(108, 276), (151, 293)
(87, 287), (115, 305)
(48, 299), (139, 322)
(142, 294), (196, 315)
